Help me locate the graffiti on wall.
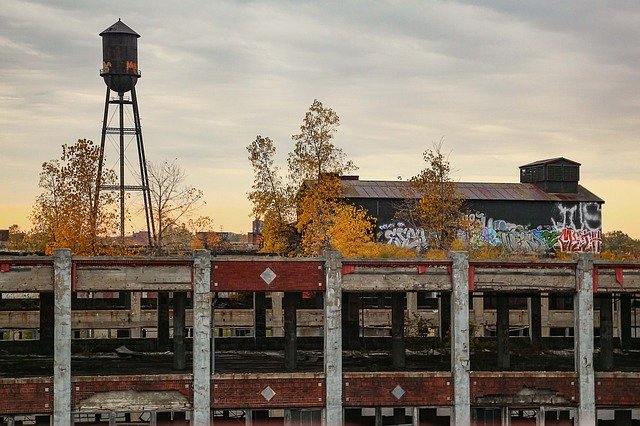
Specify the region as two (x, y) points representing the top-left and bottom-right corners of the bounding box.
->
(378, 222), (429, 251)
(379, 202), (602, 254)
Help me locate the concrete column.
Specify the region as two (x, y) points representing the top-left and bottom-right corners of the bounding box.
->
(39, 292), (54, 354)
(193, 250), (212, 425)
(620, 294), (632, 350)
(157, 292), (170, 351)
(284, 292), (298, 370)
(599, 294), (614, 371)
(407, 291), (418, 316)
(254, 292), (266, 348)
(53, 249), (72, 426)
(271, 292), (284, 337)
(173, 292), (187, 370)
(375, 407), (383, 426)
(450, 252), (470, 425)
(324, 251), (343, 426)
(575, 254), (595, 425)
(497, 295), (510, 369)
(411, 407), (419, 426)
(391, 293), (406, 369)
(130, 291), (142, 338)
(529, 294), (542, 350)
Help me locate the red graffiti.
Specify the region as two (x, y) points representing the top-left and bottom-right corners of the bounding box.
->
(557, 229), (602, 253)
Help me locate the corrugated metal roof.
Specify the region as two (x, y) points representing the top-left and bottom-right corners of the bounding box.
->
(341, 179), (604, 203)
(519, 157), (581, 168)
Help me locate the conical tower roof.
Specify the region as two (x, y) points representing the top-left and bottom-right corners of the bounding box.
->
(99, 19), (140, 37)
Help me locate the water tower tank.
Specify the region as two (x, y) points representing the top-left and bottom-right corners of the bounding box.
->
(99, 19), (140, 94)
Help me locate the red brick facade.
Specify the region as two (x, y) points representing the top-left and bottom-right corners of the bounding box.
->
(212, 260), (324, 291)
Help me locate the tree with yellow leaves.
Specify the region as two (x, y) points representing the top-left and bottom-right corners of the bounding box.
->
(248, 100), (370, 256)
(30, 139), (120, 255)
(407, 139), (466, 250)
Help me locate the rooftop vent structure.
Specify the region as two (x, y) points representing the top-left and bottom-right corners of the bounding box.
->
(519, 157), (580, 193)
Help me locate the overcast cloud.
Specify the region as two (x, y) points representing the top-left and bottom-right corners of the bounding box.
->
(1, 0), (639, 236)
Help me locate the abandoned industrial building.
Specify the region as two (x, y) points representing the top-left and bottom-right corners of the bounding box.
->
(2, 16), (639, 426)
(2, 157), (639, 425)
(1, 242), (640, 425)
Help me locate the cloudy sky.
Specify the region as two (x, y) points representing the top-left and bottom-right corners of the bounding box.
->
(1, 0), (639, 237)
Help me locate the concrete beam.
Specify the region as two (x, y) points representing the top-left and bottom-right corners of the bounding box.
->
(192, 250), (212, 425)
(450, 252), (470, 425)
(0, 266), (54, 292)
(324, 251), (343, 426)
(75, 266), (192, 291)
(575, 254), (595, 426)
(474, 269), (575, 292)
(341, 268), (451, 292)
(53, 249), (72, 425)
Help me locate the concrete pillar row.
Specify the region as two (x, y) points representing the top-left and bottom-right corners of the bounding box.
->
(575, 254), (595, 425)
(192, 250), (212, 425)
(53, 249), (72, 426)
(450, 251), (470, 425)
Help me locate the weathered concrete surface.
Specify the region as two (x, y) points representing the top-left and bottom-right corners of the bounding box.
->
(450, 252), (470, 425)
(341, 267), (451, 292)
(575, 254), (595, 426)
(192, 250), (211, 425)
(324, 251), (342, 426)
(76, 390), (189, 412)
(596, 269), (640, 292)
(76, 266), (192, 291)
(0, 266), (53, 292)
(53, 249), (71, 426)
(474, 268), (575, 292)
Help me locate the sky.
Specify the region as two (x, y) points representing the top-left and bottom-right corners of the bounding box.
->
(1, 0), (639, 237)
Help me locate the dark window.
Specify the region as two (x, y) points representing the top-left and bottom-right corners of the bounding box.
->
(549, 294), (573, 310)
(564, 165), (579, 181)
(547, 164), (563, 181)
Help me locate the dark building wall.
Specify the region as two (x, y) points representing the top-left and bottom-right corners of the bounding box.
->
(346, 198), (603, 253)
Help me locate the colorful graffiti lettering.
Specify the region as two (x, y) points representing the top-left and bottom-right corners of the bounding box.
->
(557, 229), (602, 253)
(378, 222), (429, 250)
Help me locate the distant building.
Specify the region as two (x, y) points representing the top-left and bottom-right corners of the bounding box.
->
(341, 157), (604, 254)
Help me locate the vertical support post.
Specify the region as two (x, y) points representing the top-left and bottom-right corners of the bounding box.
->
(173, 292), (187, 370)
(411, 407), (419, 426)
(245, 409), (253, 426)
(497, 295), (510, 369)
(450, 252), (470, 425)
(254, 292), (266, 348)
(440, 292), (451, 340)
(391, 293), (406, 369)
(39, 292), (54, 355)
(193, 250), (212, 425)
(530, 294), (542, 350)
(599, 294), (614, 371)
(284, 292), (298, 370)
(271, 292), (284, 337)
(324, 251), (343, 426)
(620, 294), (632, 350)
(130, 291), (142, 338)
(575, 254), (595, 425)
(157, 292), (170, 351)
(53, 249), (72, 426)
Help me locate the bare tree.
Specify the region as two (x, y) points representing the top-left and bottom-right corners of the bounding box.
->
(147, 160), (204, 254)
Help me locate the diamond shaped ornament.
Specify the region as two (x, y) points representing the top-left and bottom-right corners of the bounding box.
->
(391, 385), (406, 400)
(260, 267), (277, 285)
(261, 385), (276, 401)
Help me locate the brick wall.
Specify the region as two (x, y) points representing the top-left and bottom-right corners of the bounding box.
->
(343, 372), (453, 407)
(596, 373), (640, 406)
(212, 373), (324, 409)
(72, 374), (192, 409)
(470, 372), (578, 407)
(0, 377), (53, 415)
(212, 260), (324, 291)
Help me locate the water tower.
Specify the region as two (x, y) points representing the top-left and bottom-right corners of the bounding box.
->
(95, 19), (155, 247)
